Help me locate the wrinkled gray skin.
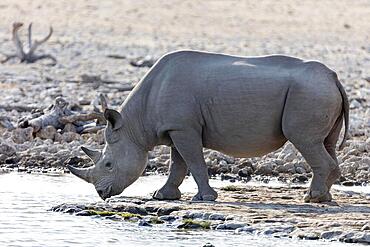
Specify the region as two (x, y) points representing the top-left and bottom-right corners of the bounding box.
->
(69, 50), (349, 203)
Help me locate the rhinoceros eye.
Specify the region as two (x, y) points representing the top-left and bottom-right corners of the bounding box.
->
(105, 162), (113, 169)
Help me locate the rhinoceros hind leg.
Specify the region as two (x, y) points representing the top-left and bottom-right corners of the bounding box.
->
(153, 147), (187, 200)
(324, 116), (343, 190)
(169, 130), (218, 201)
(304, 190), (332, 203)
(292, 142), (337, 203)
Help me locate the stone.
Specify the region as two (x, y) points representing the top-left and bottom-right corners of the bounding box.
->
(159, 215), (177, 222)
(350, 99), (361, 109)
(36, 125), (57, 140)
(184, 211), (203, 219)
(215, 222), (247, 230)
(320, 230), (343, 240)
(105, 215), (124, 221)
(54, 133), (63, 142)
(202, 212), (212, 220)
(62, 132), (81, 143)
(63, 123), (77, 133)
(202, 243), (215, 247)
(225, 215), (234, 221)
(361, 223), (370, 231)
(340, 232), (370, 244)
(238, 168), (252, 177)
(292, 174), (309, 183)
(255, 162), (275, 175)
(208, 213), (225, 221)
(262, 225), (295, 235)
(0, 143), (16, 156)
(138, 219), (152, 227)
(235, 226), (256, 233)
(295, 166), (306, 174)
(342, 181), (355, 186)
(0, 154), (7, 163)
(276, 162), (295, 173)
(75, 210), (95, 216)
(157, 206), (181, 216)
(51, 203), (84, 214)
(301, 232), (320, 240)
(177, 220), (210, 229)
(12, 127), (34, 144)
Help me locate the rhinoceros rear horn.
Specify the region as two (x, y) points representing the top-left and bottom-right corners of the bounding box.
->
(81, 146), (101, 163)
(104, 109), (124, 131)
(67, 165), (93, 183)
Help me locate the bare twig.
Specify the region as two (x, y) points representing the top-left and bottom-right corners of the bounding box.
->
(59, 112), (105, 125)
(27, 23), (32, 49)
(12, 22), (25, 59)
(2, 22), (56, 65)
(28, 25), (53, 55)
(80, 125), (105, 134)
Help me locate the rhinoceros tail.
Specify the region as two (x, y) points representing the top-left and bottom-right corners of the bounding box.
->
(333, 73), (349, 150)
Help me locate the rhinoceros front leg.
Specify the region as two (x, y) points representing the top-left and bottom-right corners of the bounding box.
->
(153, 147), (188, 200)
(168, 130), (218, 201)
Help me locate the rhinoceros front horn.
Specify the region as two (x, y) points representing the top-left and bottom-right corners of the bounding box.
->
(67, 165), (93, 183)
(81, 146), (101, 163)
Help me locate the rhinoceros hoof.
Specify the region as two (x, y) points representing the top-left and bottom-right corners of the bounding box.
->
(153, 187), (181, 200)
(191, 189), (218, 201)
(304, 190), (332, 203)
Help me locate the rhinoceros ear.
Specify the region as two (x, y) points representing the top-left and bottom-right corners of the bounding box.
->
(81, 146), (101, 163)
(104, 109), (124, 131)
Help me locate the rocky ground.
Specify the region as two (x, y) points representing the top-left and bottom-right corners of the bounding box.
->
(52, 183), (370, 244)
(0, 1), (369, 245)
(0, 0), (369, 185)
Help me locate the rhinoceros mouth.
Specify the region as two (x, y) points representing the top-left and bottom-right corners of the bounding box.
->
(97, 185), (112, 200)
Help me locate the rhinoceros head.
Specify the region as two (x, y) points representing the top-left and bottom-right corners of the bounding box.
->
(68, 109), (148, 200)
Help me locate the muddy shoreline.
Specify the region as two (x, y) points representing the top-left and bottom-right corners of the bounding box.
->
(51, 181), (370, 244)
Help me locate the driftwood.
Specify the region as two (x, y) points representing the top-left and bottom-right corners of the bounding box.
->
(1, 22), (56, 65)
(59, 112), (105, 125)
(18, 95), (108, 134)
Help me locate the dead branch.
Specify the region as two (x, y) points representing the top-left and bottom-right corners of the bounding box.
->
(18, 96), (109, 138)
(1, 22), (56, 65)
(59, 112), (105, 125)
(18, 97), (70, 132)
(80, 125), (105, 134)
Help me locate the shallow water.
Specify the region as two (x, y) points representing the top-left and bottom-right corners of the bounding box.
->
(0, 173), (365, 247)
